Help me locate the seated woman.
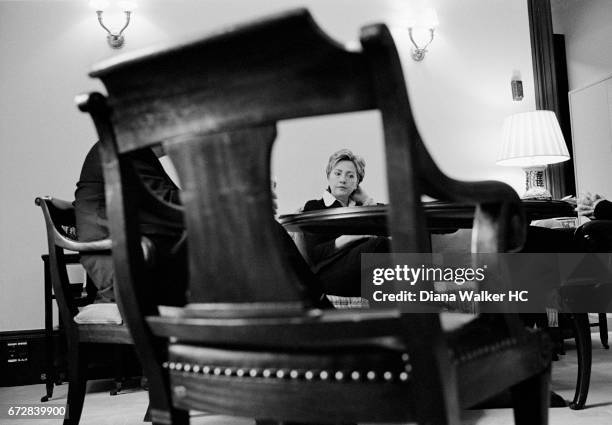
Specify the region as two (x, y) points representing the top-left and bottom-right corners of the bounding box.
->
(302, 149), (389, 296)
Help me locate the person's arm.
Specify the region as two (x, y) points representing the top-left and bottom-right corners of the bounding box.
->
(303, 233), (372, 264)
(576, 193), (606, 219)
(333, 235), (373, 249)
(351, 186), (376, 206)
(303, 233), (340, 264)
(301, 200), (338, 263)
(301, 199), (373, 263)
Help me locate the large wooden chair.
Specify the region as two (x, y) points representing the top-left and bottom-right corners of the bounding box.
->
(572, 220), (612, 352)
(35, 196), (139, 425)
(77, 9), (552, 425)
(555, 220), (612, 409)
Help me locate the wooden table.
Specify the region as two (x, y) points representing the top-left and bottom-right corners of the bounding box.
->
(279, 199), (575, 234)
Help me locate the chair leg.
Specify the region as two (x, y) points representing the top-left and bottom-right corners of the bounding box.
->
(570, 313), (592, 410)
(143, 403), (151, 422)
(148, 403), (189, 425)
(510, 366), (550, 425)
(41, 379), (54, 402)
(598, 313), (609, 349)
(110, 378), (124, 396)
(42, 257), (55, 403)
(64, 344), (88, 425)
(110, 345), (126, 396)
(144, 352), (189, 425)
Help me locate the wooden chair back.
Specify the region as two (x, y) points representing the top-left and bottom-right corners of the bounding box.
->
(80, 8), (524, 308)
(35, 196), (138, 425)
(35, 197), (108, 329)
(77, 9), (532, 424)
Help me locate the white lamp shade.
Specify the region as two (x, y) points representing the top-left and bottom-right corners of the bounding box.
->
(497, 110), (570, 167)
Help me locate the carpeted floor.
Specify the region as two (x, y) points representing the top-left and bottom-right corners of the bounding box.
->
(1, 333), (611, 425)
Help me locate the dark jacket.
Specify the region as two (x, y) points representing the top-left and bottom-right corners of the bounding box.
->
(74, 142), (183, 243)
(302, 197), (363, 267)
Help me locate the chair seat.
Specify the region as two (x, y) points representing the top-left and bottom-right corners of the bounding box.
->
(159, 312), (549, 422)
(75, 303), (132, 344)
(74, 303), (123, 325)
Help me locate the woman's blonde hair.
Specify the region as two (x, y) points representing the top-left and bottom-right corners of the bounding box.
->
(325, 149), (366, 184)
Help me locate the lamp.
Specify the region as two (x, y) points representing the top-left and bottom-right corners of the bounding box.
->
(408, 8), (439, 61)
(89, 0), (137, 49)
(497, 110), (570, 199)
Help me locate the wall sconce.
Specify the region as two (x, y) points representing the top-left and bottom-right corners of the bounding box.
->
(89, 0), (137, 49)
(408, 8), (439, 61)
(497, 110), (570, 199)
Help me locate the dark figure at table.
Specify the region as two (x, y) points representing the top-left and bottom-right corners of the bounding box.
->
(74, 142), (330, 308)
(575, 192), (612, 220)
(518, 192), (612, 327)
(74, 142), (186, 304)
(302, 149), (389, 297)
(523, 192), (612, 253)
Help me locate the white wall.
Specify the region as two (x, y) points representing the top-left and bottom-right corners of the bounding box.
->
(0, 0), (535, 331)
(551, 0), (612, 91)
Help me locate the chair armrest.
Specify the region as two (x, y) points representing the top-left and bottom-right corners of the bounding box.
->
(60, 238), (113, 253)
(35, 196), (112, 253)
(48, 197), (74, 211)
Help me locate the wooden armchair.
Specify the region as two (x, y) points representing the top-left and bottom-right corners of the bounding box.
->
(35, 196), (145, 425)
(78, 9), (551, 425)
(552, 220), (612, 409)
(573, 219), (612, 349)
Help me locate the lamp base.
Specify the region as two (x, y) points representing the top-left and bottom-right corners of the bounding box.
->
(522, 186), (552, 200)
(522, 167), (552, 200)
